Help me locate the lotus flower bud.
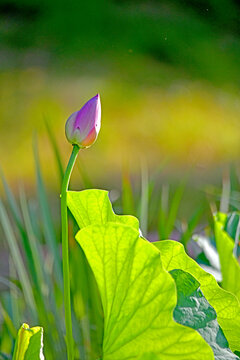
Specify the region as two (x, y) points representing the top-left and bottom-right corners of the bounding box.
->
(65, 94), (101, 148)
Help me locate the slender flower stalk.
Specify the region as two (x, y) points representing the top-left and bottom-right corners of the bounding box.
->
(61, 144), (79, 360)
(61, 94), (101, 360)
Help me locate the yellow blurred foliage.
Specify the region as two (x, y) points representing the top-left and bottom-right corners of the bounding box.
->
(0, 68), (240, 186)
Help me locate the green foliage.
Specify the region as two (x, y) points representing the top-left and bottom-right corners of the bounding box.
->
(1, 130), (240, 360)
(69, 190), (214, 359)
(214, 212), (240, 301)
(0, 146), (66, 359)
(77, 222), (213, 359)
(171, 269), (239, 360)
(12, 323), (44, 360)
(33, 138), (63, 288)
(1, 175), (240, 360)
(154, 240), (240, 353)
(179, 206), (205, 247)
(158, 182), (185, 240)
(67, 188), (240, 358)
(0, 200), (36, 320)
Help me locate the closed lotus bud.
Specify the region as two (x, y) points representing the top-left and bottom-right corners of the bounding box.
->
(65, 94), (101, 148)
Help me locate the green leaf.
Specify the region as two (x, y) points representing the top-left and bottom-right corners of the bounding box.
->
(154, 240), (240, 352)
(214, 212), (240, 300)
(67, 189), (139, 230)
(139, 353), (160, 360)
(76, 222), (214, 359)
(170, 269), (239, 360)
(12, 323), (44, 360)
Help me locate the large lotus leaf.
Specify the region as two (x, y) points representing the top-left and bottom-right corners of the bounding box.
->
(12, 323), (44, 360)
(67, 189), (139, 230)
(214, 213), (240, 301)
(170, 269), (239, 360)
(154, 240), (240, 352)
(139, 353), (161, 360)
(76, 222), (214, 360)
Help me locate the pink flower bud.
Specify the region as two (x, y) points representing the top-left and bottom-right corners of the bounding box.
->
(65, 94), (101, 148)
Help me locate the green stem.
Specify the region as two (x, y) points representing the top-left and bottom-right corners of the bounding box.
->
(61, 144), (80, 360)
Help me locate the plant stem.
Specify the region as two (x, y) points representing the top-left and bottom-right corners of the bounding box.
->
(61, 144), (80, 360)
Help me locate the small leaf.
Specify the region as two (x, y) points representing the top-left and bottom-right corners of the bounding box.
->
(171, 269), (240, 360)
(12, 323), (44, 360)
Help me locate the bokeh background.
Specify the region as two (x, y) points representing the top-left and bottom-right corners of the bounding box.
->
(1, 1), (240, 358)
(1, 0), (240, 213)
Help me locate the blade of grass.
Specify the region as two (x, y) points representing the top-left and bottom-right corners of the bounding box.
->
(0, 173), (37, 284)
(0, 352), (11, 360)
(0, 170), (22, 228)
(0, 200), (36, 321)
(165, 182), (185, 239)
(33, 136), (62, 288)
(180, 206), (204, 248)
(28, 199), (42, 243)
(229, 164), (240, 193)
(44, 115), (64, 184)
(9, 259), (20, 329)
(140, 161), (148, 237)
(233, 218), (240, 258)
(220, 168), (230, 213)
(158, 184), (169, 240)
(145, 175), (156, 229)
(0, 276), (20, 295)
(121, 170), (135, 216)
(19, 186), (46, 294)
(0, 300), (17, 339)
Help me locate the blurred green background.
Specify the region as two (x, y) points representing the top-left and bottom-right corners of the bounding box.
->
(1, 0), (240, 198)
